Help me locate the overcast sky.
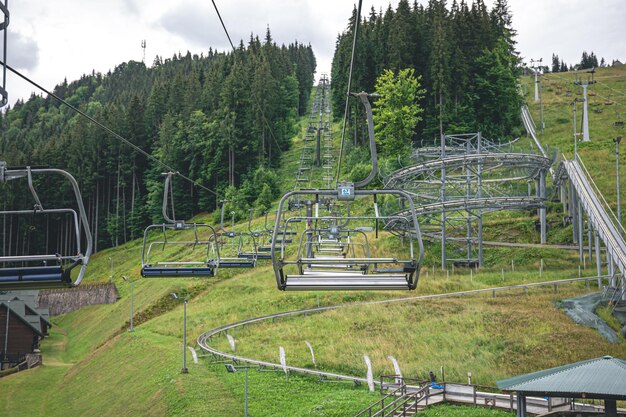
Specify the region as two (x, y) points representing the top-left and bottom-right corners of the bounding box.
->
(3, 0), (625, 106)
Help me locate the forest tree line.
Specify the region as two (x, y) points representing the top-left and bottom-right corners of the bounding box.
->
(331, 0), (522, 143)
(0, 31), (316, 254)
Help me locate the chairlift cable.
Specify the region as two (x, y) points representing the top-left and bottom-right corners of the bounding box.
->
(596, 80), (626, 98)
(335, 0), (364, 187)
(1, 61), (220, 197)
(209, 0), (283, 155)
(210, 0), (235, 51)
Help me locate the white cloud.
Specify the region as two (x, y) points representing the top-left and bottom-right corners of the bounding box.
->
(6, 32), (39, 71)
(0, 0), (624, 106)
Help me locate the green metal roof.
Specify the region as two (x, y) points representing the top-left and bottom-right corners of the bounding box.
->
(497, 356), (626, 399)
(0, 300), (44, 337)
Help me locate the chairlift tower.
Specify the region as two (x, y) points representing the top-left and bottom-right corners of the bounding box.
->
(0, 0), (9, 107)
(572, 98), (583, 155)
(574, 68), (596, 142)
(530, 58), (542, 103)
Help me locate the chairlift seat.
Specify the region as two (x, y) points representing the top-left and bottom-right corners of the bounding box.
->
(306, 264), (365, 270)
(141, 266), (215, 277)
(299, 257), (398, 264)
(277, 230), (298, 236)
(0, 266), (72, 289)
(217, 258), (255, 268)
(274, 239), (293, 244)
(282, 274), (411, 290)
(239, 252), (271, 260)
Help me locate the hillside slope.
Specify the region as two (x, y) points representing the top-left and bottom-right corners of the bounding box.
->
(3, 67), (626, 417)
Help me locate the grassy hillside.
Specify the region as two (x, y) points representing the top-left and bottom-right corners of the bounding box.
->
(2, 68), (626, 417)
(524, 65), (626, 219)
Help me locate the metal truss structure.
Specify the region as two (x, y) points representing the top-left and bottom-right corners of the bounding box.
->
(293, 74), (333, 193)
(555, 155), (626, 302)
(384, 133), (551, 268)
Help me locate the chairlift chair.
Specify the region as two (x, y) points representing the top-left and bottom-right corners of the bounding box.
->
(270, 92), (424, 291)
(271, 189), (422, 291)
(0, 163), (92, 290)
(140, 172), (219, 278)
(237, 209), (272, 260)
(212, 202), (255, 268)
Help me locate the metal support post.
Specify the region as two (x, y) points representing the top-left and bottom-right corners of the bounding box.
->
(570, 183), (577, 243)
(130, 280), (134, 332)
(539, 74), (546, 133)
(605, 399), (618, 417)
(540, 170), (547, 244)
(573, 99), (579, 156)
(587, 219), (593, 263)
(182, 299), (188, 373)
(477, 132), (483, 266)
(170, 292), (188, 374)
(595, 231), (602, 279)
(244, 367), (249, 417)
(441, 133), (447, 269)
(615, 136), (622, 225)
(578, 200), (584, 263)
(305, 201), (313, 259)
(534, 68), (539, 102)
(581, 84), (590, 142)
(3, 300), (9, 367)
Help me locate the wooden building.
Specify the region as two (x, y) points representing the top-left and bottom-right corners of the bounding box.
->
(0, 295), (52, 370)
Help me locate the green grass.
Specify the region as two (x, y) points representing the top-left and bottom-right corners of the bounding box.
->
(419, 403), (514, 416)
(524, 65), (626, 222)
(2, 67), (626, 416)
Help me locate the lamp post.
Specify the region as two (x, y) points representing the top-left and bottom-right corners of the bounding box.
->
(613, 136), (622, 226)
(537, 70), (546, 133)
(170, 293), (188, 374)
(225, 364), (250, 417)
(121, 275), (135, 332)
(3, 299), (10, 367)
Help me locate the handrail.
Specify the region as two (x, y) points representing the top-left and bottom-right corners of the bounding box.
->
(575, 154), (626, 237)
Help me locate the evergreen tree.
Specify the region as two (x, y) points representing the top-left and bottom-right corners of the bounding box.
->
(551, 53), (560, 73)
(373, 68), (425, 157)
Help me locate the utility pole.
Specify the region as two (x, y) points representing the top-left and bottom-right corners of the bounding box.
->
(574, 68), (596, 142)
(170, 293), (188, 374)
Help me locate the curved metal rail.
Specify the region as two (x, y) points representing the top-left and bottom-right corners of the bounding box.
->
(557, 156), (626, 297)
(196, 276), (607, 386)
(382, 130), (550, 267)
(393, 196), (545, 218)
(521, 104), (555, 179)
(385, 153), (551, 189)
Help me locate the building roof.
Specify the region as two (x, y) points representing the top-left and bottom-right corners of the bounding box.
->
(0, 291), (51, 327)
(497, 356), (626, 400)
(0, 300), (44, 337)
